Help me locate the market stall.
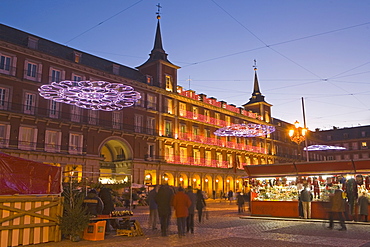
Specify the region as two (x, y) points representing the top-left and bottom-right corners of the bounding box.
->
(244, 159), (370, 219)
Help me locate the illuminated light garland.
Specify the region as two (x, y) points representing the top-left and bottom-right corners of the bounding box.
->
(303, 145), (346, 151)
(38, 81), (141, 111)
(214, 123), (275, 137)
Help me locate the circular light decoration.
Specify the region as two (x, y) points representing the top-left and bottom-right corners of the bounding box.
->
(303, 145), (346, 151)
(38, 81), (141, 111)
(214, 123), (275, 137)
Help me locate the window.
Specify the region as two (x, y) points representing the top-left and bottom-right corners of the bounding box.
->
(205, 150), (212, 166)
(88, 110), (98, 125)
(215, 113), (221, 125)
(71, 105), (81, 122)
(146, 75), (153, 85)
(24, 92), (36, 115)
(192, 106), (198, 120)
(0, 53), (16, 75)
(165, 121), (172, 137)
(192, 126), (199, 137)
(193, 149), (201, 164)
(112, 64), (120, 75)
(24, 60), (42, 82)
(343, 133), (349, 139)
(180, 147), (187, 163)
(74, 52), (82, 63)
(72, 73), (83, 82)
(227, 154), (232, 168)
(45, 130), (61, 152)
(69, 133), (83, 154)
(164, 145), (174, 162)
(205, 129), (211, 138)
(50, 68), (63, 82)
(361, 131), (367, 137)
(165, 75), (173, 92)
(135, 91), (144, 107)
(179, 102), (186, 116)
(112, 111), (122, 129)
(147, 143), (155, 160)
(134, 114), (143, 133)
(49, 100), (60, 118)
(19, 126), (37, 150)
(204, 110), (210, 122)
(225, 116), (231, 126)
(0, 123), (10, 147)
(0, 87), (9, 110)
(362, 142), (367, 149)
(216, 152), (222, 167)
(146, 117), (155, 135)
(165, 98), (173, 114)
(327, 135), (332, 141)
(28, 36), (39, 49)
(147, 94), (157, 110)
(352, 142), (358, 150)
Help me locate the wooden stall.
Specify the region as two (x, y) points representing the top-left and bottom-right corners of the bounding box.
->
(0, 153), (62, 246)
(244, 159), (370, 219)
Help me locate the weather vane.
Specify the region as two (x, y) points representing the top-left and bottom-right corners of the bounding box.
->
(156, 3), (162, 19)
(253, 59), (257, 71)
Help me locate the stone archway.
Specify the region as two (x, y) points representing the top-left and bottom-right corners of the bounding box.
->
(98, 137), (133, 183)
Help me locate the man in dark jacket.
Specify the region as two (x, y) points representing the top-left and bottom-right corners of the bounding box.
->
(155, 184), (174, 236)
(186, 186), (196, 233)
(83, 189), (104, 216)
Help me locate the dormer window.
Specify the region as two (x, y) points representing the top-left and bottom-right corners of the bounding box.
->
(28, 36), (39, 49)
(165, 74), (173, 92)
(146, 75), (153, 85)
(112, 64), (119, 75)
(74, 52), (82, 63)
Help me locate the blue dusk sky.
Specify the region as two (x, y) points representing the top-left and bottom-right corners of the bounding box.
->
(2, 0), (370, 130)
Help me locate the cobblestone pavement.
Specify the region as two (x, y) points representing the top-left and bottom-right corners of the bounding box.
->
(34, 199), (370, 247)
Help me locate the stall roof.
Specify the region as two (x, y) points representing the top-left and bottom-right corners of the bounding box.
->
(0, 153), (62, 195)
(244, 159), (370, 178)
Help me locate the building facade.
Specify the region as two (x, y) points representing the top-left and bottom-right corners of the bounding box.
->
(0, 17), (311, 196)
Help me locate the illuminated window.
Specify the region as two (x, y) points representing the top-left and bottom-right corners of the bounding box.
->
(165, 75), (173, 92)
(146, 75), (153, 85)
(215, 113), (221, 125)
(147, 94), (157, 110)
(193, 149), (200, 164)
(74, 52), (82, 63)
(225, 116), (231, 126)
(227, 153), (232, 168)
(179, 102), (186, 116)
(147, 143), (155, 159)
(216, 152), (222, 167)
(166, 98), (173, 114)
(362, 142), (367, 148)
(165, 121), (172, 137)
(180, 147), (187, 163)
(204, 110), (210, 122)
(165, 145), (174, 162)
(192, 106), (198, 119)
(205, 150), (212, 166)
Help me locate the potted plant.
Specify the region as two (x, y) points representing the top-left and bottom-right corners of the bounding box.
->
(58, 187), (90, 242)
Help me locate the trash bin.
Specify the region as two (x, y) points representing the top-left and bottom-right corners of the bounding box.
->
(83, 220), (106, 241)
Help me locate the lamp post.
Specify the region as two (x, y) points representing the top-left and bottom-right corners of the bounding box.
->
(289, 121), (307, 160)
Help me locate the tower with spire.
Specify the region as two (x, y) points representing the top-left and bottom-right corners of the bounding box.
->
(243, 61), (272, 122)
(136, 4), (180, 91)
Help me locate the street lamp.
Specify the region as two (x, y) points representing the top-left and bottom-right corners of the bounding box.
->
(289, 120), (307, 144)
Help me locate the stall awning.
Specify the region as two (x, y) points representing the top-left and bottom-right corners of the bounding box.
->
(0, 153), (62, 195)
(244, 159), (370, 178)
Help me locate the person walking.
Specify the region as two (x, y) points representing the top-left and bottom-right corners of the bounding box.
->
(328, 189), (347, 231)
(237, 192), (245, 213)
(357, 192), (369, 222)
(147, 185), (159, 230)
(155, 184), (174, 237)
(196, 189), (206, 223)
(228, 190), (233, 204)
(186, 186), (196, 234)
(172, 187), (191, 237)
(300, 186), (313, 219)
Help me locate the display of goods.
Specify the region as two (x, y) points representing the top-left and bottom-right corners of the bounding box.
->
(111, 210), (134, 217)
